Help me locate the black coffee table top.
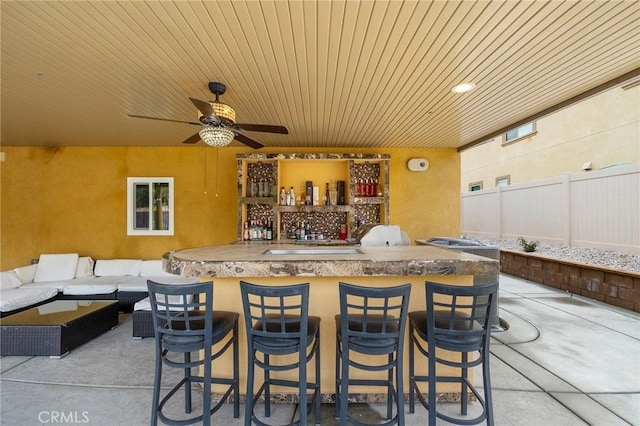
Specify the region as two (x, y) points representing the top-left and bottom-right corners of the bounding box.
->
(0, 300), (118, 326)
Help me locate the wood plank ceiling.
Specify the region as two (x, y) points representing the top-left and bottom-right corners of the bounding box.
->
(2, 0), (639, 149)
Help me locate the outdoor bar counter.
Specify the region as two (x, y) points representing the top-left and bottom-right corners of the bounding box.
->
(164, 243), (499, 399)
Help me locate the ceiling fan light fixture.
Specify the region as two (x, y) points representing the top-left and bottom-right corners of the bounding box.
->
(196, 102), (236, 124)
(211, 102), (235, 123)
(199, 125), (235, 147)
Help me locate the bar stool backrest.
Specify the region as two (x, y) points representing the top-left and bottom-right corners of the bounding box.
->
(240, 281), (310, 341)
(426, 281), (498, 352)
(147, 281), (213, 345)
(338, 282), (411, 350)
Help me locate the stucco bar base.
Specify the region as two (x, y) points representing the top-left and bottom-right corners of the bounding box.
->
(164, 243), (499, 400)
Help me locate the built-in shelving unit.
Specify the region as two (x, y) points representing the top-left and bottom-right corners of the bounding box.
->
(237, 153), (389, 241)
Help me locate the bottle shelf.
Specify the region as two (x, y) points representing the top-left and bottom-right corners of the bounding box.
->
(350, 197), (386, 205)
(240, 197), (278, 205)
(276, 205), (351, 213)
(237, 153), (389, 242)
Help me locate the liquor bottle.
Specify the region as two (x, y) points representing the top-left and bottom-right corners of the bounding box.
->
(269, 179), (275, 197)
(280, 187), (287, 205)
(305, 181), (313, 205)
(253, 220), (261, 240)
(289, 187), (296, 206)
(243, 221), (250, 241)
(265, 179), (272, 197)
(299, 185), (306, 205)
(340, 223), (347, 240)
(329, 179), (338, 205)
(257, 178), (264, 197)
(266, 221), (273, 240)
(325, 182), (330, 205)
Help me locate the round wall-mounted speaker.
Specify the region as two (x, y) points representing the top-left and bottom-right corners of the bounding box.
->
(407, 158), (429, 172)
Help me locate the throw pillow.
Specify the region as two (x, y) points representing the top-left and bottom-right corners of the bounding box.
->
(0, 271), (23, 290)
(33, 253), (79, 283)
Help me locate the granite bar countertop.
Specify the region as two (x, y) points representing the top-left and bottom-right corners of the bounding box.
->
(164, 243), (499, 278)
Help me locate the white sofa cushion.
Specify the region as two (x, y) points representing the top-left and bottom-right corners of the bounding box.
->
(90, 275), (136, 286)
(13, 264), (38, 284)
(94, 259), (142, 277)
(62, 284), (117, 295)
(140, 260), (174, 277)
(33, 253), (79, 283)
(119, 276), (198, 292)
(1, 271), (23, 290)
(75, 256), (95, 278)
(0, 287), (58, 313)
(21, 279), (76, 291)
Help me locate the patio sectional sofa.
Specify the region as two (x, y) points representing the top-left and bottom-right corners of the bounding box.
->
(0, 253), (197, 317)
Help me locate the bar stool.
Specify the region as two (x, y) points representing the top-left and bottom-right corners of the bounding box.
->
(408, 281), (499, 426)
(147, 280), (239, 426)
(240, 281), (321, 426)
(335, 282), (411, 426)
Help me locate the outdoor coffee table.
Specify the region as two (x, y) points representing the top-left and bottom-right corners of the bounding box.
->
(0, 300), (119, 358)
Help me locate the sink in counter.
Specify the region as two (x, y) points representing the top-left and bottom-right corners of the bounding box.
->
(263, 248), (364, 255)
(294, 239), (350, 246)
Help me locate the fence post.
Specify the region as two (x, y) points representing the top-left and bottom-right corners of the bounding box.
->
(562, 173), (571, 245)
(496, 185), (503, 239)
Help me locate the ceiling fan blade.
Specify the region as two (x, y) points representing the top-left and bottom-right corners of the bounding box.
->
(128, 114), (201, 126)
(233, 132), (264, 149)
(182, 132), (202, 144)
(189, 97), (214, 117)
(232, 123), (289, 134)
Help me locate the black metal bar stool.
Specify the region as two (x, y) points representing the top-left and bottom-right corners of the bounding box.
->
(335, 282), (411, 426)
(240, 281), (321, 426)
(408, 281), (499, 425)
(147, 280), (239, 426)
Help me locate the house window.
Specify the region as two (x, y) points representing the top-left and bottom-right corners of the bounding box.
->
(127, 177), (174, 236)
(469, 181), (483, 191)
(503, 122), (536, 144)
(495, 175), (510, 187)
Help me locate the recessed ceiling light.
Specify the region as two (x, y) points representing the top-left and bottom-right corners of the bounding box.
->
(451, 82), (476, 93)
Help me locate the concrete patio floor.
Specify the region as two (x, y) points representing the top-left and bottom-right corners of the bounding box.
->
(1, 274), (639, 425)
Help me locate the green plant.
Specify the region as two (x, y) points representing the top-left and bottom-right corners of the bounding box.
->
(517, 237), (539, 252)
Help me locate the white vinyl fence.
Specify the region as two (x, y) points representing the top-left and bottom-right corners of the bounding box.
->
(462, 163), (640, 254)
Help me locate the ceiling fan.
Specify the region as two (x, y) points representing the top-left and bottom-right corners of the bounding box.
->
(128, 82), (288, 149)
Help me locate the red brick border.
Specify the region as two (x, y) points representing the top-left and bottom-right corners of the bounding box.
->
(500, 249), (640, 313)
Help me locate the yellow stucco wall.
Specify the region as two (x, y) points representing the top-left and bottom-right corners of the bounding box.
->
(0, 147), (460, 269)
(460, 85), (640, 191)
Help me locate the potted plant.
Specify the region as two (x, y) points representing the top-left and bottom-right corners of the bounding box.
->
(517, 237), (539, 252)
